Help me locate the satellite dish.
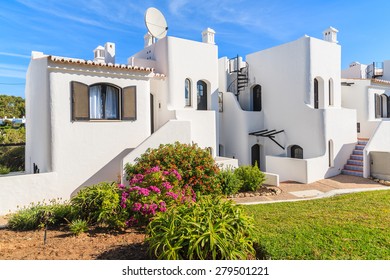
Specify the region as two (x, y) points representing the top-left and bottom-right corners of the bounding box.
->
(145, 7), (168, 40)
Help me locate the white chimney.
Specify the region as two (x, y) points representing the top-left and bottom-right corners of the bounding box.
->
(144, 33), (153, 47)
(323, 27), (338, 44)
(104, 42), (115, 64)
(93, 45), (105, 63)
(202, 28), (216, 44)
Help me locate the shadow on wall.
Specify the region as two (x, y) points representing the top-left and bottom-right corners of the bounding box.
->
(71, 148), (133, 197)
(324, 142), (355, 179)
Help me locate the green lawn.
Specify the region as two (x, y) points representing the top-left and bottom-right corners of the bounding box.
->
(243, 190), (390, 260)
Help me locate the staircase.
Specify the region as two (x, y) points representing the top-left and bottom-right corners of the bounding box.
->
(227, 56), (249, 99)
(341, 138), (369, 177)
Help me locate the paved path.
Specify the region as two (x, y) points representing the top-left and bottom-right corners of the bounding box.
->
(234, 174), (390, 205)
(1, 175), (389, 228)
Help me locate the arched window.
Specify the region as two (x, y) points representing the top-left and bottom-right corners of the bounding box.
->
(89, 84), (120, 120)
(328, 140), (334, 167)
(329, 79), (334, 106)
(291, 145), (303, 159)
(314, 78), (319, 109)
(375, 94), (381, 118)
(185, 78), (191, 107)
(197, 81), (207, 110)
(252, 85), (262, 111)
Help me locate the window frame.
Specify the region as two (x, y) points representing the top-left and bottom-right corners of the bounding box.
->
(71, 81), (137, 122)
(185, 78), (192, 107)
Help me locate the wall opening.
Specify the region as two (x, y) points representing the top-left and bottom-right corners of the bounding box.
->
(290, 145), (303, 159)
(197, 80), (207, 110)
(252, 85), (262, 111)
(328, 140), (334, 167)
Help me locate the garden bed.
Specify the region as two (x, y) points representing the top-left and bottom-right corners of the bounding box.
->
(0, 226), (148, 260)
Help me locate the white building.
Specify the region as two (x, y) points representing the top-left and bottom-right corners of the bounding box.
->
(341, 61), (390, 180)
(0, 20), (376, 214)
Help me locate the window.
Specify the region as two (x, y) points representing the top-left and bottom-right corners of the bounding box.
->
(71, 82), (136, 121)
(185, 79), (191, 107)
(374, 93), (390, 118)
(197, 80), (207, 110)
(314, 78), (319, 109)
(329, 79), (334, 106)
(89, 84), (119, 120)
(291, 145), (303, 159)
(218, 92), (223, 112)
(252, 85), (262, 111)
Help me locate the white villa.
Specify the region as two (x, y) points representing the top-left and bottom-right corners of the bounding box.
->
(1, 17), (389, 214)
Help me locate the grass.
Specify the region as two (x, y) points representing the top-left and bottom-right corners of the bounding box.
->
(243, 190), (390, 260)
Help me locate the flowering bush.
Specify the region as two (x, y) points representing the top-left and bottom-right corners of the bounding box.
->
(120, 166), (196, 226)
(125, 142), (221, 195)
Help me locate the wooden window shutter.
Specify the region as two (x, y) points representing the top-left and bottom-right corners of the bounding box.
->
(375, 94), (381, 119)
(71, 81), (89, 121)
(122, 86), (137, 120)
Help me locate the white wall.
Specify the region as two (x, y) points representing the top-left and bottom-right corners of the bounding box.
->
(363, 121), (390, 177)
(25, 54), (51, 173)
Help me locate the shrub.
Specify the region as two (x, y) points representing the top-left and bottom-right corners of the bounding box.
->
(7, 199), (73, 231)
(0, 146), (24, 172)
(0, 164), (10, 174)
(69, 219), (88, 235)
(70, 182), (124, 228)
(125, 142), (221, 195)
(217, 167), (243, 195)
(146, 196), (257, 260)
(234, 163), (265, 192)
(120, 166), (195, 227)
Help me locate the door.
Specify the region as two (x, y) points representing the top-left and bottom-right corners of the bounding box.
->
(252, 85), (262, 111)
(251, 144), (260, 167)
(197, 81), (207, 110)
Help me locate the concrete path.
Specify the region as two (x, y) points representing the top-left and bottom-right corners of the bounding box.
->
(234, 174), (390, 205)
(1, 175), (389, 228)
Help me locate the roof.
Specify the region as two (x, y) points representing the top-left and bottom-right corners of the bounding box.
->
(48, 55), (166, 78)
(371, 78), (390, 85)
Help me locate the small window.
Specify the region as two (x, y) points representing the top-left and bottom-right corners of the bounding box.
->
(197, 81), (207, 110)
(329, 79), (334, 106)
(328, 140), (334, 167)
(375, 94), (381, 118)
(71, 82), (89, 120)
(218, 91), (223, 112)
(291, 145), (303, 159)
(314, 78), (319, 109)
(185, 79), (191, 107)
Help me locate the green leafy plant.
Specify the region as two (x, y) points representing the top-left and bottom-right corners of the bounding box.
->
(146, 196), (257, 260)
(125, 142), (221, 195)
(7, 199), (73, 231)
(121, 166), (195, 227)
(69, 219), (88, 236)
(234, 163), (265, 192)
(0, 146), (24, 172)
(70, 182), (124, 228)
(217, 167), (243, 195)
(0, 164), (10, 174)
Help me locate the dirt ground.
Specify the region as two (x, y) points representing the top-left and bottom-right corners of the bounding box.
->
(0, 226), (149, 260)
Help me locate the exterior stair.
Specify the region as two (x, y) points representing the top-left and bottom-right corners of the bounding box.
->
(341, 138), (369, 177)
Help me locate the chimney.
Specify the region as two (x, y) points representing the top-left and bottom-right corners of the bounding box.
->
(323, 27), (338, 44)
(104, 42), (115, 64)
(202, 28), (216, 44)
(144, 33), (153, 47)
(93, 45), (105, 63)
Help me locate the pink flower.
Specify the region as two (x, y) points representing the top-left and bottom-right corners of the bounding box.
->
(132, 202), (142, 212)
(162, 181), (173, 190)
(159, 201), (167, 212)
(130, 174), (144, 185)
(171, 169), (182, 180)
(138, 188), (150, 196)
(146, 166), (160, 174)
(149, 186), (161, 194)
(126, 217), (138, 227)
(166, 192), (179, 200)
(118, 184), (125, 189)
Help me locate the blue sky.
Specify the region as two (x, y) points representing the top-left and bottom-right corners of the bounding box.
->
(1, 0), (390, 98)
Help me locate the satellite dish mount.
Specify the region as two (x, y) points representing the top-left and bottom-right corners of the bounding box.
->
(144, 7), (168, 42)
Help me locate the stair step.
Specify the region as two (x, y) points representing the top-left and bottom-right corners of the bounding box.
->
(352, 150), (363, 155)
(351, 155), (363, 160)
(358, 140), (368, 145)
(344, 164), (363, 171)
(342, 169), (363, 177)
(355, 144), (366, 150)
(347, 159), (363, 166)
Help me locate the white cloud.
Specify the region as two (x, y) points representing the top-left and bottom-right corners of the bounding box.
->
(0, 52), (30, 59)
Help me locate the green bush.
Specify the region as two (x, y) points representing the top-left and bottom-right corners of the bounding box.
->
(70, 182), (125, 228)
(217, 167), (243, 195)
(234, 164), (265, 192)
(7, 199), (73, 231)
(0, 164), (10, 174)
(146, 196), (257, 260)
(125, 142), (221, 195)
(69, 219), (88, 235)
(120, 166), (195, 227)
(0, 146), (25, 172)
